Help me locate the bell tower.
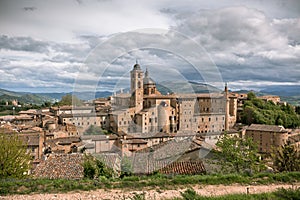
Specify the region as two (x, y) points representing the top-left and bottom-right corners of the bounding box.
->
(224, 82), (230, 131)
(130, 61), (144, 112)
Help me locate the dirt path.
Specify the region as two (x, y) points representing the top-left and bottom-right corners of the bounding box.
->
(1, 183), (299, 200)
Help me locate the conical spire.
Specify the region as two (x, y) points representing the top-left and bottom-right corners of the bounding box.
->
(145, 67), (149, 77)
(143, 68), (155, 85)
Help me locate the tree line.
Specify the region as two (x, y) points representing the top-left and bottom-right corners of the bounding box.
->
(241, 92), (300, 128)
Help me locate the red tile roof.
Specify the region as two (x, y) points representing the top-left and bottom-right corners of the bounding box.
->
(33, 153), (84, 179)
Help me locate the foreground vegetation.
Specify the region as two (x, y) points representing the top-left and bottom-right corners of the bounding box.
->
(1, 172), (299, 196)
(173, 187), (300, 200)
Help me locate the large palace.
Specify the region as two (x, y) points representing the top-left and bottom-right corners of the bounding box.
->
(109, 62), (237, 136)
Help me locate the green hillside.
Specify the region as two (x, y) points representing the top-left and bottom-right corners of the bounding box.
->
(0, 93), (53, 105)
(157, 81), (222, 95)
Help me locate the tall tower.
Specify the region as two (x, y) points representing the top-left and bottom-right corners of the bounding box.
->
(143, 68), (158, 96)
(224, 83), (230, 131)
(130, 61), (144, 112)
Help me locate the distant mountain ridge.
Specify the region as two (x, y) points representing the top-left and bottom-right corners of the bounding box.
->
(0, 88), (113, 104)
(157, 81), (222, 94)
(1, 84), (299, 105)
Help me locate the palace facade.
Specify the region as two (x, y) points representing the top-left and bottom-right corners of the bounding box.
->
(109, 62), (237, 137)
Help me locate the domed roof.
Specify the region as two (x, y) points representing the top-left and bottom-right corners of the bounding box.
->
(143, 68), (155, 85)
(133, 63), (141, 70)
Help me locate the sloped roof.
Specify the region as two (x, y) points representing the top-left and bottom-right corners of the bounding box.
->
(33, 153), (84, 179)
(246, 124), (287, 132)
(159, 161), (206, 175)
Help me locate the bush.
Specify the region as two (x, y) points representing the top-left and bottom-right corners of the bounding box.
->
(274, 188), (300, 199)
(82, 154), (114, 179)
(180, 188), (198, 200)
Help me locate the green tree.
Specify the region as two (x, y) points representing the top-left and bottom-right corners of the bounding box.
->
(82, 154), (114, 179)
(0, 133), (32, 179)
(272, 143), (300, 172)
(121, 156), (133, 178)
(214, 133), (263, 174)
(58, 94), (83, 106)
(241, 92), (300, 128)
(247, 92), (256, 100)
(84, 125), (103, 135)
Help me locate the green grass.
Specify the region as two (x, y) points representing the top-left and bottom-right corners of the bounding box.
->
(1, 172), (300, 196)
(172, 187), (300, 200)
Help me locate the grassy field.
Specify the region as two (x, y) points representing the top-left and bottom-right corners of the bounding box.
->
(1, 172), (300, 196)
(172, 187), (300, 200)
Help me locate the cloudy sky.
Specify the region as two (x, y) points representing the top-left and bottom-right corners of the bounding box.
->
(0, 0), (300, 93)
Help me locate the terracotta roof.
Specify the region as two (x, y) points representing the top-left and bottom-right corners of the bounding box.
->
(19, 134), (40, 146)
(18, 109), (38, 115)
(14, 115), (34, 120)
(246, 124), (287, 132)
(47, 136), (81, 147)
(33, 153), (84, 179)
(60, 113), (100, 118)
(81, 134), (117, 141)
(122, 138), (148, 144)
(159, 161), (206, 175)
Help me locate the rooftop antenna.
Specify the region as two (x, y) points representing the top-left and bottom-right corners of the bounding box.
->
(136, 59), (138, 64)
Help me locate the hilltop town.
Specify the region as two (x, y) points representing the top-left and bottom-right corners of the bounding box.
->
(1, 62), (300, 179)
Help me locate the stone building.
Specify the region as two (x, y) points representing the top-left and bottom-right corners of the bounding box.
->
(109, 62), (237, 137)
(53, 62), (238, 155)
(245, 124), (289, 154)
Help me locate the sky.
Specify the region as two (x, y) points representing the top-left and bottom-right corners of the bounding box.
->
(0, 0), (300, 93)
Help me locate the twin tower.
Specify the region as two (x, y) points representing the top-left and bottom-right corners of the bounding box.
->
(130, 62), (159, 112)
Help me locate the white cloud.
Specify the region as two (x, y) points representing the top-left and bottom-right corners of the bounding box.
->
(0, 0), (172, 43)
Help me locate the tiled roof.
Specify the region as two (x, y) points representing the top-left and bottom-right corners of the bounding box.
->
(122, 138), (148, 144)
(131, 138), (198, 174)
(94, 153), (121, 172)
(33, 153), (84, 179)
(81, 134), (117, 141)
(19, 134), (40, 146)
(246, 124), (287, 132)
(159, 161), (206, 175)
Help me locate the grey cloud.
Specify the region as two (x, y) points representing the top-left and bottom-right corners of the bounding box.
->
(0, 35), (50, 53)
(171, 6), (300, 86)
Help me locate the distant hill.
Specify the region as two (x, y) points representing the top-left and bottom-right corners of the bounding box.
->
(0, 88), (113, 104)
(157, 81), (222, 94)
(0, 88), (23, 97)
(0, 93), (53, 105)
(38, 91), (113, 101)
(260, 85), (300, 97)
(2, 83), (299, 105)
(234, 85), (300, 106)
(0, 82), (221, 105)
